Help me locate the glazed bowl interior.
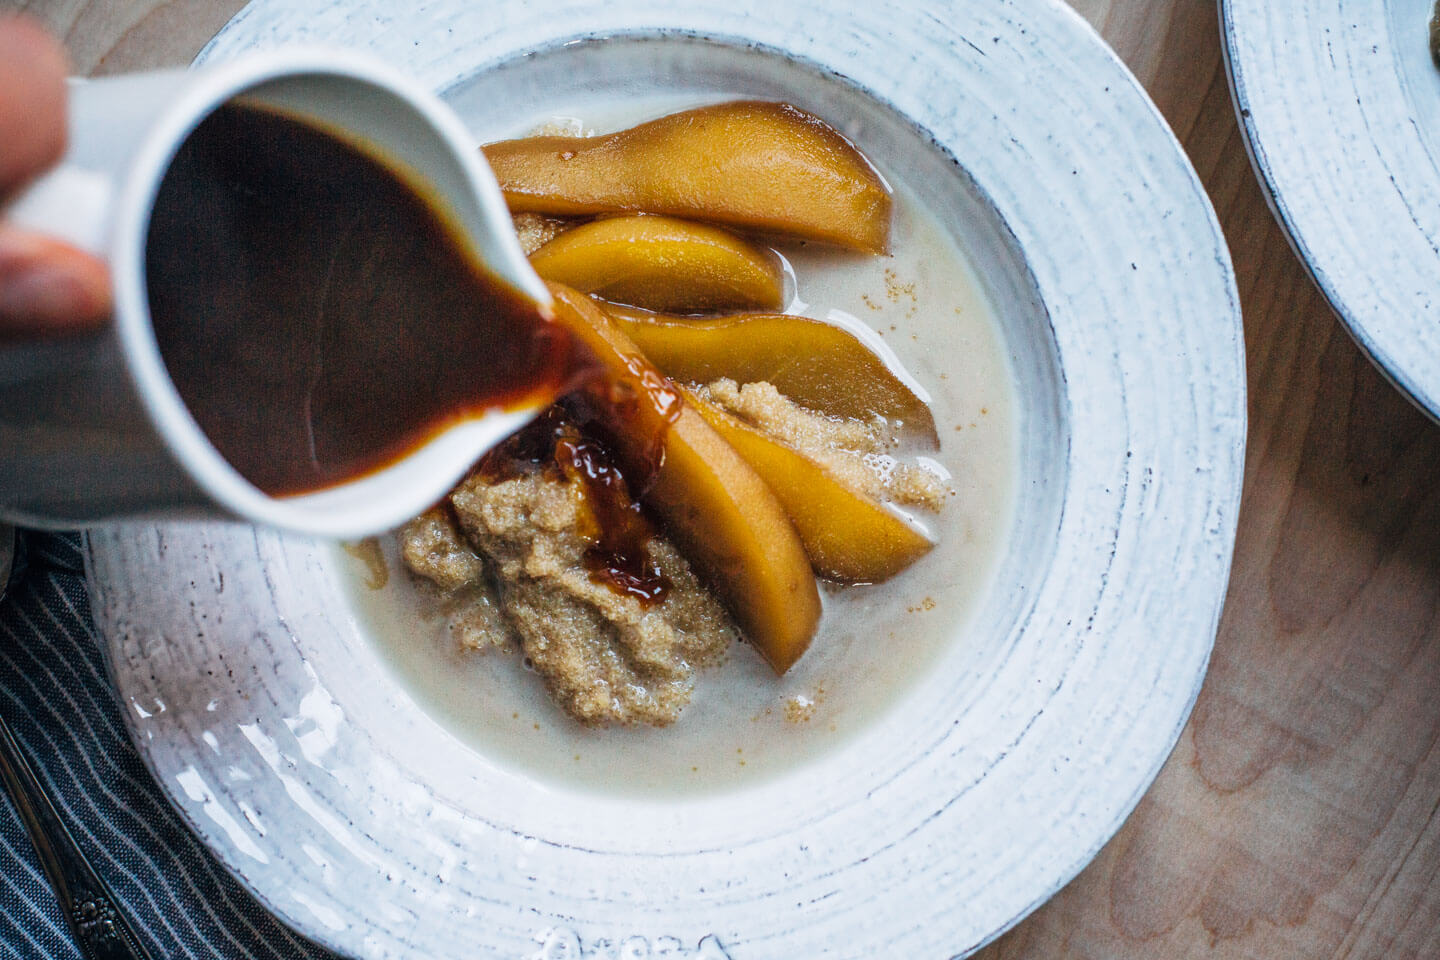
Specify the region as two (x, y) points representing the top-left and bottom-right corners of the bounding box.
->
(326, 34), (1069, 800)
(446, 34), (1072, 642)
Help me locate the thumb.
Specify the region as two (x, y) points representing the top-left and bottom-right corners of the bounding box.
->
(0, 226), (112, 340)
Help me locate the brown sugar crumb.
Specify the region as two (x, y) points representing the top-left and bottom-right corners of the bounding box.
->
(399, 508), (513, 653)
(888, 464), (949, 510)
(342, 537), (389, 590)
(529, 117), (592, 138)
(784, 683), (827, 724)
(784, 696), (816, 723)
(400, 508), (484, 592)
(860, 293), (883, 311)
(445, 585), (510, 653)
(699, 378), (885, 450)
(696, 379), (948, 511)
(415, 579), (512, 655)
(906, 597), (937, 613)
(512, 213), (575, 256)
(883, 267), (917, 305)
(402, 467), (737, 727)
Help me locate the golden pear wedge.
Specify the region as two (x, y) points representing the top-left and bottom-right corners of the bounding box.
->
(685, 389), (935, 582)
(547, 284), (821, 674)
(603, 303), (939, 446)
(530, 215), (784, 314)
(485, 101), (892, 252)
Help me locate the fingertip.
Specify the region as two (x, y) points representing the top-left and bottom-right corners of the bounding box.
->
(0, 15), (70, 197)
(0, 230), (111, 340)
(0, 15), (70, 72)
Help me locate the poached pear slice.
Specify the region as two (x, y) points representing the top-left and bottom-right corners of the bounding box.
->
(486, 101), (892, 252)
(603, 303), (939, 446)
(548, 284), (821, 674)
(530, 215), (784, 314)
(686, 388), (935, 583)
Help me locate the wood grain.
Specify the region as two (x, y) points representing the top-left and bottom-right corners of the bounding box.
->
(4, 0), (1438, 956)
(987, 2), (1440, 958)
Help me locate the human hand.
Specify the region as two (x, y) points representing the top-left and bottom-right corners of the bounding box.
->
(0, 16), (111, 340)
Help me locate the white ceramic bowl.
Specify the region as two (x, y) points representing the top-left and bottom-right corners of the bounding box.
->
(87, 2), (1245, 958)
(1223, 0), (1440, 421)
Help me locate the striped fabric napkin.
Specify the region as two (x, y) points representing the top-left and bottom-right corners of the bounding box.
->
(0, 532), (341, 960)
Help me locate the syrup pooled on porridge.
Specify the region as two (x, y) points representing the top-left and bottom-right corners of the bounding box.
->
(343, 96), (1017, 792)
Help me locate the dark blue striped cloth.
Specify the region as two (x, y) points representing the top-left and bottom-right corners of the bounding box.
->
(0, 531), (342, 960)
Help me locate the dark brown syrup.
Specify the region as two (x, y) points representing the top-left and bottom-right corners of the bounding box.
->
(474, 404), (673, 608)
(147, 100), (688, 605)
(146, 101), (588, 496)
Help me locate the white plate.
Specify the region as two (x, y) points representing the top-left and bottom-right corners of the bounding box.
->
(1223, 0), (1440, 420)
(87, 2), (1245, 958)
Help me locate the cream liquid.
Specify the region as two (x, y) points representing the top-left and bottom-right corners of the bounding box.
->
(336, 103), (1018, 798)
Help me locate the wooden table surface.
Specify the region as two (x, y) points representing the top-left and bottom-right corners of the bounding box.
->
(7, 0), (1440, 957)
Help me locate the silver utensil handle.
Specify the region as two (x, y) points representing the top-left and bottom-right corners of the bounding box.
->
(0, 706), (154, 960)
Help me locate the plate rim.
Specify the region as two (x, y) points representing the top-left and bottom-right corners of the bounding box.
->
(92, 2), (1246, 957)
(1221, 0), (1440, 423)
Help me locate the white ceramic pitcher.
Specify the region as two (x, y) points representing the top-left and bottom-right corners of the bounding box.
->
(0, 49), (549, 538)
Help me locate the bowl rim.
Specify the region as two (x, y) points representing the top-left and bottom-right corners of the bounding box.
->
(1221, 0), (1440, 424)
(92, 2), (1246, 958)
